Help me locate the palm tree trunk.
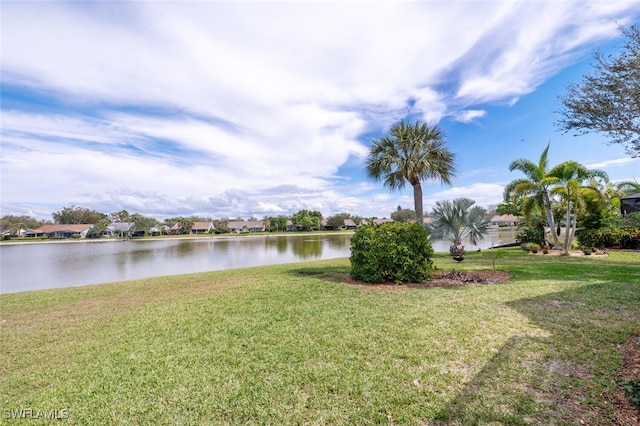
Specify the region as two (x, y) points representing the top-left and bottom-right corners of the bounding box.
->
(413, 182), (424, 226)
(564, 200), (572, 254)
(543, 190), (559, 248)
(569, 211), (578, 250)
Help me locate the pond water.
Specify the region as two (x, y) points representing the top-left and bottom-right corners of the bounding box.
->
(0, 231), (516, 294)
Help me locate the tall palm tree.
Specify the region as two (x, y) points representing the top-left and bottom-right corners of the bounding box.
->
(503, 143), (560, 247)
(426, 198), (490, 260)
(548, 161), (608, 253)
(366, 120), (456, 225)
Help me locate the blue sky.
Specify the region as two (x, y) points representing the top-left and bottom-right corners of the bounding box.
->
(2, 1), (640, 221)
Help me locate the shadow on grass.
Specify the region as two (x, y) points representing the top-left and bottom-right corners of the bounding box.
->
(434, 280), (640, 424)
(291, 254), (639, 423)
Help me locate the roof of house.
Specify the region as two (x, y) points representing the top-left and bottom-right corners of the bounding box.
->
(343, 219), (356, 227)
(373, 218), (394, 225)
(227, 220), (266, 229)
(490, 214), (520, 222)
(192, 221), (212, 230)
(621, 192), (640, 200)
(108, 222), (134, 231)
(35, 224), (94, 233)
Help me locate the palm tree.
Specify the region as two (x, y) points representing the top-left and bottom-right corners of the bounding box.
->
(427, 198), (491, 260)
(548, 161), (608, 253)
(617, 179), (640, 195)
(503, 143), (560, 247)
(365, 120), (456, 225)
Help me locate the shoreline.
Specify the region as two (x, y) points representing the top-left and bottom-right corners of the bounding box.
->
(0, 230), (356, 246)
(0, 227), (517, 247)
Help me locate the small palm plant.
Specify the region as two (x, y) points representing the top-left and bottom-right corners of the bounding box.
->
(427, 198), (491, 261)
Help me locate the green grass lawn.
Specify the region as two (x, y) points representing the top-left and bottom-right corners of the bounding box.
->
(1, 249), (639, 424)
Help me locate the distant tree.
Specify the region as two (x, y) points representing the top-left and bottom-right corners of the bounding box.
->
(213, 219), (229, 234)
(365, 120), (456, 225)
(495, 202), (521, 216)
(350, 215), (364, 227)
(427, 198), (491, 260)
(503, 144), (560, 247)
(292, 209), (322, 231)
(130, 214), (159, 236)
(0, 215), (46, 235)
(192, 216), (212, 222)
(326, 212), (351, 229)
(557, 25), (640, 157)
(88, 217), (111, 237)
(266, 215), (288, 232)
(390, 206), (416, 222)
(109, 209), (131, 223)
(52, 205), (107, 224)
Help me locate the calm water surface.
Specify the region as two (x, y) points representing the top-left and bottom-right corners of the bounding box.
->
(0, 231), (515, 294)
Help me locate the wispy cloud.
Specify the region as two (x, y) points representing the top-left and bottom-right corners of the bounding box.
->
(2, 1), (639, 219)
(454, 110), (487, 123)
(585, 157), (639, 169)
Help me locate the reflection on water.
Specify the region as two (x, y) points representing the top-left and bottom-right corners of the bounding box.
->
(0, 230), (515, 294)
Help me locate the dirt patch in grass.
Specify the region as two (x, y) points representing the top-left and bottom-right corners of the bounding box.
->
(612, 333), (640, 425)
(325, 269), (511, 289)
(530, 249), (607, 257)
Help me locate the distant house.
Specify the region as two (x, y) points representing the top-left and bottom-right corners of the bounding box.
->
(227, 220), (266, 233)
(286, 220), (302, 232)
(149, 225), (169, 236)
(169, 223), (183, 235)
(621, 193), (640, 215)
(34, 224), (94, 238)
(18, 229), (37, 237)
(105, 222), (135, 238)
(343, 219), (357, 230)
(320, 219), (335, 230)
(191, 221), (214, 234)
(490, 214), (520, 227)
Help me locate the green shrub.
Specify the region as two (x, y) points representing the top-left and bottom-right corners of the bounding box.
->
(350, 222), (434, 284)
(516, 225), (545, 245)
(521, 242), (541, 253)
(576, 227), (639, 249)
(520, 242), (533, 252)
(623, 379), (640, 408)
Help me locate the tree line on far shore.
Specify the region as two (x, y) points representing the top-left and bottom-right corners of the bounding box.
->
(0, 206), (429, 238)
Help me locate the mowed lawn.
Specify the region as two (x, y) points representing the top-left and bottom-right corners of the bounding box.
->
(1, 249), (639, 425)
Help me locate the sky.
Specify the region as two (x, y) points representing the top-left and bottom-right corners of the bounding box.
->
(2, 1), (640, 222)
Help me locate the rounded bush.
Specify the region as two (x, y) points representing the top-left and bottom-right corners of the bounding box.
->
(349, 222), (434, 284)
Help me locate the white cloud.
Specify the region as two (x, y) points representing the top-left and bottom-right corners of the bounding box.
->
(2, 1), (639, 220)
(426, 183), (505, 210)
(455, 110), (487, 123)
(585, 157), (639, 169)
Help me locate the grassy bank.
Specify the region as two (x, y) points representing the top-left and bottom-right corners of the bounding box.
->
(1, 249), (639, 424)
